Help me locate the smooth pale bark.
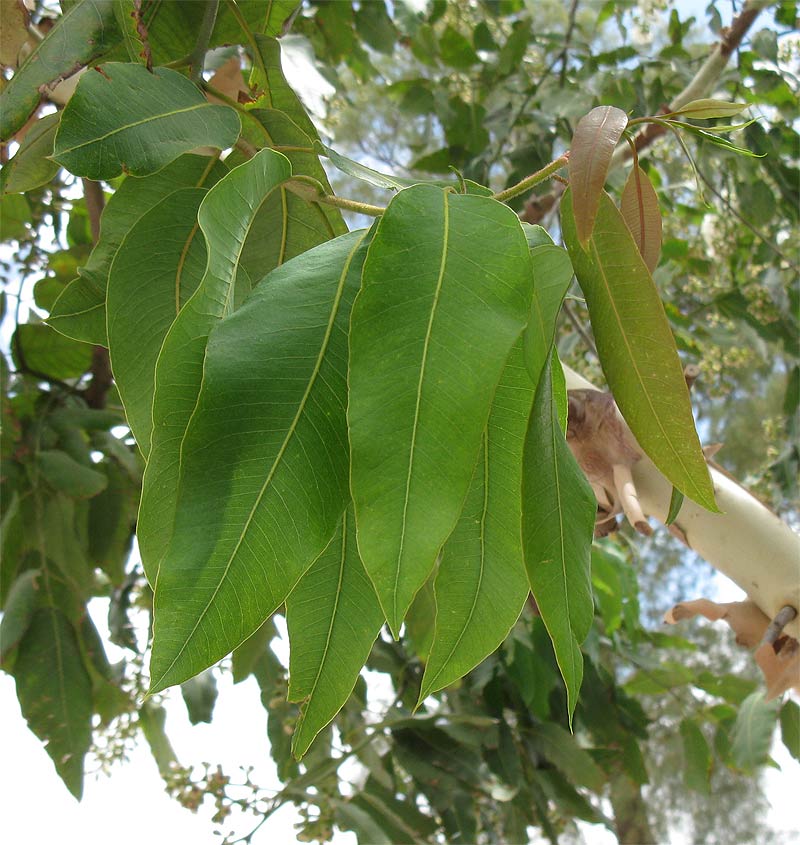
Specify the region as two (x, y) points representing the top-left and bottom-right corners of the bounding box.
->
(563, 364), (800, 639)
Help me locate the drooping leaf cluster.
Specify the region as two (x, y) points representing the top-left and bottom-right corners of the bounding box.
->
(1, 1), (797, 842)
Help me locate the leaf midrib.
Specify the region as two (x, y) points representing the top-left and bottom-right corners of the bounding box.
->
(392, 191), (450, 630)
(587, 234), (701, 500)
(424, 432), (489, 696)
(57, 102), (224, 157)
(294, 523), (347, 748)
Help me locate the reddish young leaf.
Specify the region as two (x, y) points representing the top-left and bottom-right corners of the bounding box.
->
(569, 105), (629, 246)
(620, 165), (662, 272)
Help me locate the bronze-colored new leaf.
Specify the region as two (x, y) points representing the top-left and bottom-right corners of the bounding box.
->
(569, 105), (629, 246)
(620, 165), (662, 272)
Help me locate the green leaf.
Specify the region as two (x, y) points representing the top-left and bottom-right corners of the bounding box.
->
(137, 148), (293, 583)
(619, 165), (662, 273)
(231, 618), (276, 684)
(250, 35), (319, 140)
(419, 342), (533, 701)
(568, 105), (628, 245)
(240, 108), (346, 255)
(114, 0), (148, 64)
(317, 142), (453, 193)
(0, 0), (119, 141)
(13, 324), (92, 379)
(148, 229), (370, 692)
(1, 113), (61, 195)
(779, 699), (800, 760)
(107, 187), (208, 454)
(0, 193), (30, 239)
(731, 691), (780, 771)
(562, 189), (717, 511)
(523, 244), (574, 382)
(180, 669), (218, 725)
(287, 508), (384, 758)
(591, 547), (623, 634)
(665, 486), (685, 525)
(36, 450), (108, 499)
(343, 777), (438, 843)
(348, 185), (532, 635)
(13, 608), (93, 798)
(680, 717), (711, 793)
(0, 569), (41, 661)
(521, 353), (596, 722)
(531, 722), (605, 790)
(673, 99), (748, 119)
(49, 154), (228, 345)
(355, 1), (396, 54)
(675, 121), (765, 157)
(440, 25), (480, 68)
(53, 63), (241, 180)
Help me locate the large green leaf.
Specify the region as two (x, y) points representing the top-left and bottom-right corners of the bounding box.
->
(562, 189), (717, 511)
(107, 188), (207, 454)
(779, 699), (800, 760)
(148, 229), (370, 692)
(418, 342), (533, 701)
(521, 353), (596, 722)
(568, 105), (628, 245)
(49, 154), (227, 345)
(287, 508), (384, 758)
(348, 185), (532, 635)
(13, 608), (93, 798)
(52, 63), (240, 180)
(1, 113), (61, 195)
(136, 149), (291, 578)
(0, 0), (119, 141)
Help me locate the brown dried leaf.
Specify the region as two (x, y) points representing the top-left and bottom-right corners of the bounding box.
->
(0, 0), (30, 68)
(206, 56), (249, 105)
(568, 105), (628, 246)
(620, 165), (662, 272)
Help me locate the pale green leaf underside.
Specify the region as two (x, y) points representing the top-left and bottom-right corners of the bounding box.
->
(523, 244), (574, 383)
(53, 62), (241, 180)
(562, 189), (717, 511)
(348, 185), (533, 636)
(107, 187), (207, 455)
(49, 154), (227, 345)
(419, 341), (533, 701)
(137, 149), (292, 582)
(522, 354), (596, 722)
(149, 229), (370, 692)
(287, 507), (384, 758)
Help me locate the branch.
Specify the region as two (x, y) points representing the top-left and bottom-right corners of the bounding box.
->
(562, 363), (800, 643)
(188, 0), (219, 85)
